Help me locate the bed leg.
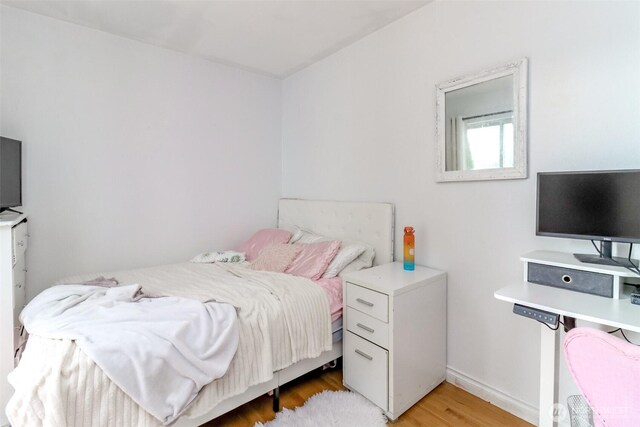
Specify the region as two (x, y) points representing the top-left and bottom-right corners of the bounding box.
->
(322, 359), (338, 370)
(272, 386), (280, 412)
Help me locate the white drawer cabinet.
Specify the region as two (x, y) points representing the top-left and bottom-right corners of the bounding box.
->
(345, 283), (389, 322)
(13, 257), (26, 324)
(344, 331), (388, 410)
(1, 214), (28, 427)
(346, 307), (389, 348)
(343, 262), (447, 421)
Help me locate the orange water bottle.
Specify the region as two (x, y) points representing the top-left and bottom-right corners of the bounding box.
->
(403, 226), (415, 271)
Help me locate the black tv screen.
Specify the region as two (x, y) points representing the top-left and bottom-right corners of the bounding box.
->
(0, 137), (22, 210)
(537, 170), (640, 243)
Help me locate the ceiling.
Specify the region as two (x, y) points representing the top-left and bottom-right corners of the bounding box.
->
(2, 0), (429, 78)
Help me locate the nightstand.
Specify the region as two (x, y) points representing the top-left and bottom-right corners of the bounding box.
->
(342, 261), (447, 420)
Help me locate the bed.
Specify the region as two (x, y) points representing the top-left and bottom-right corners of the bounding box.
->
(6, 199), (394, 427)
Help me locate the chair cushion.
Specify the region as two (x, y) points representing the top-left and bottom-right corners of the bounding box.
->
(564, 327), (640, 427)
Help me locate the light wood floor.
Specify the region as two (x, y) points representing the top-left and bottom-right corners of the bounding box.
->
(206, 366), (533, 426)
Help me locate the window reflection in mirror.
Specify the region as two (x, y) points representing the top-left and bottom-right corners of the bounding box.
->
(444, 75), (514, 172)
(436, 58), (527, 182)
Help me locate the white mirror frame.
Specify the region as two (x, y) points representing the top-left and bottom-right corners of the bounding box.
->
(436, 58), (528, 182)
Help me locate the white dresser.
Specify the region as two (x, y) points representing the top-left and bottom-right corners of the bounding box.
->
(342, 262), (447, 420)
(0, 213), (28, 427)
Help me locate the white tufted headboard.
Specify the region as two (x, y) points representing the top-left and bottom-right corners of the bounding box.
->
(277, 199), (395, 266)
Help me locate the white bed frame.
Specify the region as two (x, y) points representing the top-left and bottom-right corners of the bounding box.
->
(175, 198), (394, 426)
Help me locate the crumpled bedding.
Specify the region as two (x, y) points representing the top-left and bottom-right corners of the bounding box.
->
(17, 283), (239, 425)
(7, 263), (332, 427)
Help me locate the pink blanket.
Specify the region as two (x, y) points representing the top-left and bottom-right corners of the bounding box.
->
(315, 277), (343, 322)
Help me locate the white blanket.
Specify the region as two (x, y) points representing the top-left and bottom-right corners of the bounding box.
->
(19, 284), (239, 425)
(7, 263), (332, 427)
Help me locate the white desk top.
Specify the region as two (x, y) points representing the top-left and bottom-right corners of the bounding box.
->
(495, 283), (640, 333)
(0, 212), (26, 227)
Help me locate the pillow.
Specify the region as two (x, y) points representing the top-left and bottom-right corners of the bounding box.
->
(286, 240), (341, 280)
(249, 243), (301, 273)
(289, 228), (323, 244)
(338, 246), (376, 278)
(191, 251), (245, 263)
(238, 228), (292, 261)
(289, 229), (370, 278)
(322, 242), (367, 278)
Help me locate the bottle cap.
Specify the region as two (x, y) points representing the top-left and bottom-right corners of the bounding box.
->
(404, 226), (414, 233)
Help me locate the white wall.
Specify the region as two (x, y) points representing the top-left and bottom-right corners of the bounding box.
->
(0, 5), (282, 299)
(282, 0), (640, 421)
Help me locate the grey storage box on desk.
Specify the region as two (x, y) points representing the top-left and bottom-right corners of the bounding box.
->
(521, 251), (638, 299)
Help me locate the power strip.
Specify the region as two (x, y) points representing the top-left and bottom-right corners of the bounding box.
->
(513, 304), (559, 326)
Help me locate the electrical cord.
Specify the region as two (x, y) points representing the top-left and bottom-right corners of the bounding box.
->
(590, 240), (640, 277)
(538, 318), (564, 331)
(542, 319), (640, 345)
(606, 328), (639, 345)
(620, 329), (639, 346)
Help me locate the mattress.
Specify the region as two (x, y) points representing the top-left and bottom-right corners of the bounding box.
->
(8, 262), (334, 427)
(331, 317), (343, 343)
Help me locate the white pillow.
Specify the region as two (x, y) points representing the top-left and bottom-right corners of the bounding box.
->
(338, 246), (376, 278)
(290, 230), (371, 278)
(323, 242), (367, 278)
(191, 250), (245, 263)
(291, 229), (324, 244)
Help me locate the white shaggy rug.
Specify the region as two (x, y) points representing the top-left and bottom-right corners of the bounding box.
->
(255, 390), (387, 427)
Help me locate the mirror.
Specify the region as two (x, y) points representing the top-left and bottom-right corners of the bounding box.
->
(436, 58), (528, 182)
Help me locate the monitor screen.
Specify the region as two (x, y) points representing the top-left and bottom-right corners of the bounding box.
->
(537, 170), (640, 243)
(0, 137), (22, 209)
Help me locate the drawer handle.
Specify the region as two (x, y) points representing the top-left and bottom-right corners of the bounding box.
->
(355, 349), (373, 361)
(356, 298), (374, 307)
(562, 275), (572, 284)
(356, 323), (375, 333)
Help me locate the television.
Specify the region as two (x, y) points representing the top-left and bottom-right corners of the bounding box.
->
(0, 137), (22, 213)
(537, 169), (640, 268)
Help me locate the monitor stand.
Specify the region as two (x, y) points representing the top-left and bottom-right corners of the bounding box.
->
(574, 241), (639, 269)
(0, 207), (23, 215)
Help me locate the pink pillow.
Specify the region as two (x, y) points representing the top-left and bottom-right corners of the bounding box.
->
(238, 229), (292, 261)
(286, 241), (341, 280)
(249, 244), (301, 273)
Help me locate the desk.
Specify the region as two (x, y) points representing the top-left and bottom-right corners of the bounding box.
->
(495, 283), (640, 427)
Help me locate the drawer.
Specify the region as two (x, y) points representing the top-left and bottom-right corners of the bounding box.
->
(12, 221), (28, 265)
(344, 331), (388, 411)
(346, 282), (388, 322)
(13, 257), (26, 324)
(528, 262), (613, 298)
(346, 307), (389, 349)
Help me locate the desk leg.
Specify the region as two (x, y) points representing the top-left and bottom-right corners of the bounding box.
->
(539, 323), (559, 427)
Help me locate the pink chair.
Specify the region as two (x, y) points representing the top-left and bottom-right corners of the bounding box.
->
(564, 328), (640, 427)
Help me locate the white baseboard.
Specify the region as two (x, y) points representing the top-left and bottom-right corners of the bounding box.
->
(446, 367), (538, 425)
